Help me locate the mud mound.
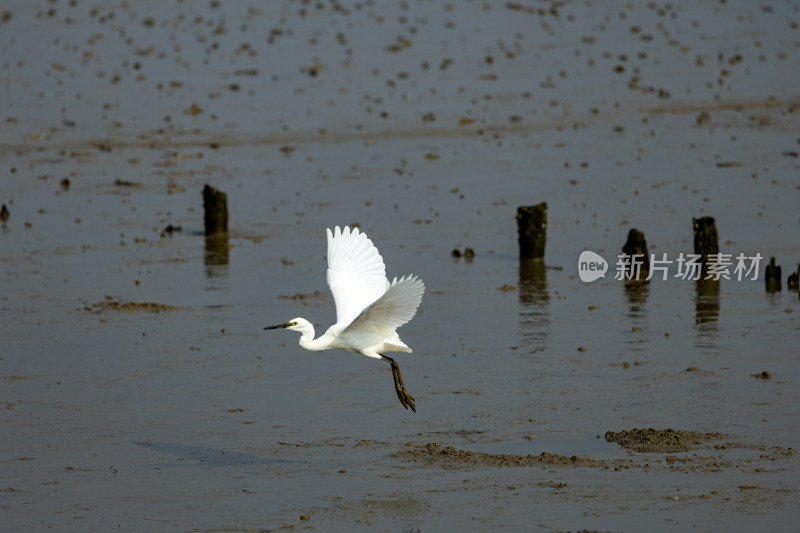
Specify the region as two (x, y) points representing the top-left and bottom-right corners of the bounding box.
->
(605, 428), (726, 453)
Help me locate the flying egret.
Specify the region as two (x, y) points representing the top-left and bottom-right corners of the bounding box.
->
(265, 226), (425, 412)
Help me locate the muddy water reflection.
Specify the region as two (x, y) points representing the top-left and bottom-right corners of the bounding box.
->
(204, 234), (230, 271)
(623, 280), (649, 320)
(694, 279), (720, 348)
(518, 259), (550, 348)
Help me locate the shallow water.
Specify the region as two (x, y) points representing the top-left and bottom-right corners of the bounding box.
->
(2, 1), (799, 531)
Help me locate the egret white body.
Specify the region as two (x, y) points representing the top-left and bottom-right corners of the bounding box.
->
(265, 226), (425, 411)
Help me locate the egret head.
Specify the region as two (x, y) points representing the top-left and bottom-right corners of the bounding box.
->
(263, 317), (311, 333)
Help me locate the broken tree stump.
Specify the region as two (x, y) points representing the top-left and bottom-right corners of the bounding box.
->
(516, 203), (547, 261)
(692, 216), (718, 275)
(765, 257), (781, 292)
(203, 184), (228, 236)
(621, 228), (650, 281)
(787, 264), (799, 292)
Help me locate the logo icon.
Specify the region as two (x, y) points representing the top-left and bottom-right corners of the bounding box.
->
(578, 251), (608, 283)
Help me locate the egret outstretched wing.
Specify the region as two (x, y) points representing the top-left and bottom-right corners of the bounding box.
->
(346, 275), (425, 336)
(326, 226), (387, 327)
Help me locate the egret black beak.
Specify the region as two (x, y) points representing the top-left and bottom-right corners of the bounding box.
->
(264, 322), (293, 330)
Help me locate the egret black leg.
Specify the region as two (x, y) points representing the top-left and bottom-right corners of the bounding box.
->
(380, 355), (416, 412)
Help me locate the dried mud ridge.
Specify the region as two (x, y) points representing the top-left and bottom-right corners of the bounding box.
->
(399, 428), (795, 473)
(82, 297), (181, 313)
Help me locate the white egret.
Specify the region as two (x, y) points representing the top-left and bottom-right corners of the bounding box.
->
(265, 226), (425, 412)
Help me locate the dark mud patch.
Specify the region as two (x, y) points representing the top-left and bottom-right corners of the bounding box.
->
(604, 428), (726, 453)
(83, 297), (182, 313)
(361, 495), (429, 516)
(400, 442), (606, 468)
(277, 290), (329, 301)
(310, 494), (429, 528)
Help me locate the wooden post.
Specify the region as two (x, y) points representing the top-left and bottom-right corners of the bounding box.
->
(765, 257), (781, 292)
(622, 228), (649, 281)
(516, 203), (547, 261)
(692, 216), (718, 275)
(203, 184), (228, 236)
(787, 264), (799, 292)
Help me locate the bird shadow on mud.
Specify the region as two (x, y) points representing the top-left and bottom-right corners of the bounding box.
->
(133, 441), (301, 469)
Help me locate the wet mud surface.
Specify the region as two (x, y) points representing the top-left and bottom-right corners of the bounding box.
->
(2, 1), (800, 531)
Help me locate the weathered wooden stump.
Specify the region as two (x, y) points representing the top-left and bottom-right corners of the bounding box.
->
(765, 257), (781, 292)
(622, 228), (650, 281)
(692, 216), (718, 275)
(787, 264), (799, 292)
(203, 184), (228, 236)
(516, 203), (547, 261)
